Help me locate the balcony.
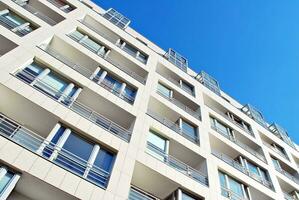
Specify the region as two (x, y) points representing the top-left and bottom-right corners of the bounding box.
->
(204, 94), (254, 137)
(0, 86), (116, 189)
(156, 64), (195, 96)
(147, 98), (199, 144)
(39, 39), (137, 104)
(68, 29), (147, 84)
(0, 3), (38, 36)
(269, 123), (296, 150)
(13, 65), (134, 142)
(272, 156), (299, 185)
(261, 134), (289, 161)
(241, 104), (267, 128)
(0, 34), (18, 57)
(164, 48), (188, 73)
(46, 0), (75, 13)
(131, 162), (204, 200)
(213, 151), (273, 190)
(79, 15), (148, 64)
(12, 0), (65, 26)
(221, 187), (249, 200)
(210, 116), (266, 163)
(146, 130), (208, 186)
(156, 82), (201, 120)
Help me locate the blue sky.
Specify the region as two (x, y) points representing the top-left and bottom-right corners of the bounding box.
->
(93, 0), (299, 143)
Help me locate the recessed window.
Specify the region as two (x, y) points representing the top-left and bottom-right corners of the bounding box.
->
(157, 83), (172, 98)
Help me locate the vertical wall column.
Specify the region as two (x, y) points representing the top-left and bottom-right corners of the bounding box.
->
(36, 123), (62, 155)
(83, 144), (100, 178)
(30, 68), (50, 85)
(49, 128), (71, 161)
(97, 70), (107, 84)
(119, 83), (126, 96)
(90, 67), (101, 80)
(58, 83), (74, 102)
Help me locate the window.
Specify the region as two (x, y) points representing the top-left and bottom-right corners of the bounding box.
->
(147, 130), (168, 161)
(157, 83), (172, 98)
(181, 120), (197, 141)
(118, 40), (148, 64)
(210, 117), (232, 137)
(180, 80), (194, 95)
(271, 158), (281, 171)
(182, 192), (196, 200)
(196, 71), (221, 96)
(102, 8), (131, 29)
(219, 171), (248, 199)
(124, 86), (136, 99)
(104, 74), (122, 92)
(41, 125), (115, 187)
(0, 166), (20, 199)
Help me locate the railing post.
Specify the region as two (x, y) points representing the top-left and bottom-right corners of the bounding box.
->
(49, 128), (71, 161)
(83, 144), (100, 178)
(58, 83), (74, 103)
(31, 68), (50, 86)
(36, 123), (61, 155)
(90, 67), (101, 80)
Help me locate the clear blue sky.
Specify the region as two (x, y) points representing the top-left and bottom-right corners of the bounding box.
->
(93, 0), (299, 144)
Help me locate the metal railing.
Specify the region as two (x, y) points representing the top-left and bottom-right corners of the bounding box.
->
(147, 110), (199, 144)
(13, 69), (132, 142)
(146, 142), (208, 186)
(129, 186), (159, 200)
(0, 113), (110, 188)
(207, 105), (254, 137)
(68, 32), (146, 84)
(212, 151), (273, 189)
(211, 124), (266, 163)
(46, 0), (73, 13)
(274, 166), (299, 185)
(156, 88), (201, 120)
(221, 187), (249, 200)
(0, 15), (31, 36)
(38, 44), (135, 104)
(13, 1), (57, 26)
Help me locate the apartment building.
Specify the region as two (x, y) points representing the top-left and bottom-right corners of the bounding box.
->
(0, 0), (298, 199)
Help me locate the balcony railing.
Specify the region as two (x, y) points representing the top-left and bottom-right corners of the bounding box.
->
(13, 1), (57, 26)
(38, 44), (135, 104)
(146, 142), (208, 186)
(68, 32), (146, 84)
(0, 14), (32, 36)
(156, 88), (201, 120)
(212, 151), (273, 190)
(207, 105), (254, 137)
(274, 166), (299, 185)
(147, 110), (199, 144)
(263, 142), (289, 161)
(46, 0), (74, 13)
(211, 124), (266, 163)
(221, 187), (249, 200)
(0, 113), (110, 188)
(129, 186), (160, 200)
(13, 69), (132, 142)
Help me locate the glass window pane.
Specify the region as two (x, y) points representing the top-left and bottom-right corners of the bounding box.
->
(182, 192), (196, 200)
(147, 131), (166, 152)
(219, 172), (227, 187)
(43, 126), (65, 158)
(0, 171), (14, 195)
(228, 178), (244, 197)
(157, 83), (171, 98)
(181, 120), (197, 140)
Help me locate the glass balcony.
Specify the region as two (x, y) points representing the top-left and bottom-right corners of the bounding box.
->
(14, 68), (132, 142)
(68, 30), (147, 84)
(195, 71), (221, 96)
(164, 48), (188, 73)
(241, 104), (267, 128)
(129, 186), (160, 200)
(146, 142), (208, 186)
(39, 44), (136, 104)
(12, 0), (65, 26)
(213, 151), (273, 190)
(46, 0), (75, 13)
(0, 7), (37, 36)
(102, 8), (130, 30)
(0, 114), (113, 188)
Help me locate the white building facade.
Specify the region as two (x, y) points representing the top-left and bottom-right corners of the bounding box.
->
(0, 0), (298, 199)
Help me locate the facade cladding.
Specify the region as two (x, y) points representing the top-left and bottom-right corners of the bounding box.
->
(0, 0), (298, 199)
